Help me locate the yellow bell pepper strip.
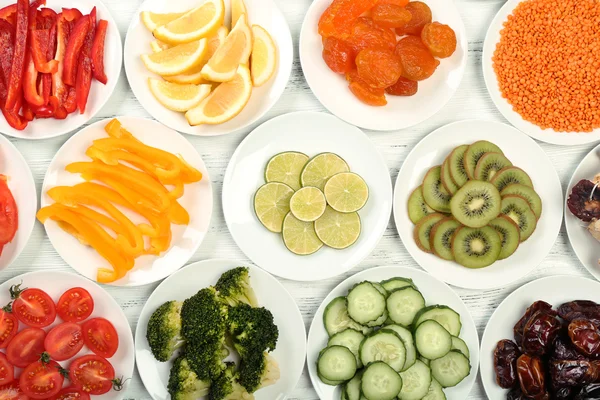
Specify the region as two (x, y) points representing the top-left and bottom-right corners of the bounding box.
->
(167, 199), (189, 225)
(177, 155), (203, 183)
(104, 118), (123, 138)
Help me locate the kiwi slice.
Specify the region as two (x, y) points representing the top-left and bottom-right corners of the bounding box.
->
(430, 218), (461, 261)
(441, 159), (459, 195)
(408, 186), (435, 224)
(413, 213), (446, 253)
(474, 152), (513, 181)
(491, 167), (534, 192)
(501, 184), (542, 219)
(488, 215), (521, 260)
(452, 226), (502, 269)
(422, 166), (452, 213)
(450, 181), (501, 228)
(448, 144), (469, 188)
(463, 141), (504, 180)
(501, 195), (537, 242)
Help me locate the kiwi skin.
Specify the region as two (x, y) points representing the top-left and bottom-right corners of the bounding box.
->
(488, 214), (521, 260)
(430, 217), (461, 261)
(441, 159), (459, 195)
(413, 213), (446, 253)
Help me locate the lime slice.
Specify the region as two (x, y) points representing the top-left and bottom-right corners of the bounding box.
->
(324, 172), (369, 213)
(265, 152), (309, 191)
(289, 187), (327, 222)
(300, 153), (350, 191)
(282, 212), (323, 255)
(254, 182), (294, 233)
(314, 206), (361, 249)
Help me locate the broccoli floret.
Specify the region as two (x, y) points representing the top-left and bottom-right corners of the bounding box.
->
(209, 362), (254, 400)
(238, 352), (280, 394)
(186, 339), (229, 380)
(168, 356), (210, 400)
(146, 301), (183, 362)
(215, 267), (259, 308)
(228, 303), (279, 358)
(181, 287), (228, 345)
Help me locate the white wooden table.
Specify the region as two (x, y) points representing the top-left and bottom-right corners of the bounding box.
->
(3, 0), (595, 399)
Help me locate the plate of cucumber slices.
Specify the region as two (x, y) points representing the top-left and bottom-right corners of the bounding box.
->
(307, 265), (479, 400)
(393, 120), (563, 290)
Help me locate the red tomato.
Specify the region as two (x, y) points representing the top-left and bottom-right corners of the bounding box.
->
(11, 286), (56, 328)
(69, 355), (115, 395)
(19, 359), (64, 399)
(81, 318), (118, 358)
(6, 328), (46, 368)
(0, 353), (14, 386)
(0, 380), (28, 400)
(56, 288), (94, 323)
(50, 386), (90, 400)
(0, 306), (19, 349)
(0, 176), (18, 245)
(44, 323), (84, 361)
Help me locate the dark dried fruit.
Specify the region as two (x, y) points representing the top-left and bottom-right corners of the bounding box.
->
(507, 386), (527, 400)
(550, 386), (574, 400)
(552, 333), (588, 361)
(514, 301), (555, 347)
(494, 339), (521, 389)
(517, 354), (547, 399)
(522, 310), (562, 356)
(574, 383), (600, 399)
(569, 319), (600, 358)
(567, 180), (600, 222)
(559, 300), (600, 327)
(549, 359), (600, 387)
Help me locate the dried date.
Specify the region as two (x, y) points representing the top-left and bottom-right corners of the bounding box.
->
(574, 383), (600, 399)
(514, 301), (555, 347)
(507, 386), (526, 400)
(494, 339), (521, 388)
(552, 333), (588, 361)
(569, 319), (600, 359)
(559, 300), (600, 327)
(522, 310), (562, 356)
(567, 180), (600, 222)
(549, 359), (600, 387)
(517, 354), (547, 399)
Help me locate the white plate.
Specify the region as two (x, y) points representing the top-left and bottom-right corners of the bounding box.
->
(40, 116), (213, 286)
(482, 0), (600, 145)
(222, 111), (393, 281)
(0, 270), (135, 400)
(135, 259), (306, 400)
(393, 120), (563, 289)
(480, 275), (600, 399)
(0, 0), (123, 140)
(124, 0), (293, 137)
(299, 0), (467, 132)
(0, 135), (36, 269)
(307, 266), (480, 400)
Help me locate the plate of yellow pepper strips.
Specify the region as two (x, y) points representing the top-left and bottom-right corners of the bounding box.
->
(37, 117), (213, 286)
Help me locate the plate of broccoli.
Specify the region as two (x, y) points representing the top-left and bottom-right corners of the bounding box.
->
(135, 259), (307, 400)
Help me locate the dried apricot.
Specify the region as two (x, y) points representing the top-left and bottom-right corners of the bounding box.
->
(377, 0), (409, 6)
(319, 0), (350, 38)
(356, 48), (403, 88)
(319, 0), (379, 38)
(386, 76), (418, 96)
(421, 22), (457, 58)
(395, 36), (440, 81)
(346, 69), (387, 106)
(395, 1), (432, 36)
(322, 37), (355, 74)
(371, 4), (412, 29)
(347, 17), (397, 54)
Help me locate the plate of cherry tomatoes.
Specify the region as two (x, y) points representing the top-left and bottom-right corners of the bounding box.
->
(299, 0), (467, 131)
(0, 270), (135, 400)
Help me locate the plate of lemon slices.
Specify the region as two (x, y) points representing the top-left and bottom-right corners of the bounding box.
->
(124, 0), (293, 136)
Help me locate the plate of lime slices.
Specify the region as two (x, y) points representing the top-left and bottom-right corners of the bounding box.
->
(223, 112), (392, 281)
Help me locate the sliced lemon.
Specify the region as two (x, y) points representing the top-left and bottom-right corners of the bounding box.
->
(282, 212), (323, 255)
(264, 151), (309, 191)
(141, 11), (186, 32)
(324, 172), (369, 213)
(250, 25), (277, 87)
(185, 65), (252, 125)
(148, 78), (211, 112)
(153, 0), (225, 45)
(300, 153), (350, 191)
(150, 40), (171, 53)
(231, 0), (248, 28)
(314, 206), (361, 249)
(201, 16), (252, 82)
(254, 182), (294, 233)
(141, 39), (207, 76)
(290, 187), (327, 222)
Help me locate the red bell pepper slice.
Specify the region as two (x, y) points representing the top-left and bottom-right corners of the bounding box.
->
(37, 8), (56, 29)
(2, 96), (27, 130)
(91, 19), (108, 85)
(39, 20), (56, 105)
(61, 8), (82, 22)
(0, 19), (14, 90)
(52, 15), (69, 109)
(31, 29), (58, 73)
(21, 102), (34, 121)
(5, 0), (28, 110)
(0, 4), (16, 25)
(62, 15), (89, 86)
(23, 51), (45, 107)
(76, 7), (95, 113)
(64, 86), (76, 113)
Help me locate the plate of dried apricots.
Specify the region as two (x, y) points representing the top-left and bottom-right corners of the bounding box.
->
(300, 0), (467, 131)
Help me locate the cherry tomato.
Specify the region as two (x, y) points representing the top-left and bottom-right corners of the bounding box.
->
(6, 328), (46, 368)
(0, 380), (28, 400)
(69, 355), (115, 395)
(0, 176), (18, 246)
(11, 285), (56, 328)
(0, 305), (19, 349)
(81, 318), (118, 358)
(50, 386), (91, 400)
(44, 322), (84, 361)
(0, 353), (14, 386)
(20, 359), (64, 399)
(56, 288), (94, 323)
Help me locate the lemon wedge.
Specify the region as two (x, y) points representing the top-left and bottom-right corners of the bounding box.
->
(148, 79), (212, 112)
(141, 11), (186, 32)
(141, 39), (207, 76)
(250, 25), (277, 87)
(153, 0), (225, 45)
(231, 0), (248, 28)
(150, 40), (171, 53)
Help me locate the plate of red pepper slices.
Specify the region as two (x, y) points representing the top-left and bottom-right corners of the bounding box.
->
(0, 0), (122, 139)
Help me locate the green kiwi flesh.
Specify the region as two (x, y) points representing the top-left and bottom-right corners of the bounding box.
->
(422, 166), (452, 213)
(491, 167), (534, 192)
(448, 144), (469, 188)
(501, 184), (542, 219)
(500, 195), (537, 242)
(474, 152), (513, 181)
(450, 181), (501, 228)
(414, 213), (446, 253)
(408, 186), (435, 224)
(441, 159), (459, 195)
(451, 226), (502, 269)
(463, 141), (504, 180)
(488, 215), (521, 260)
(430, 218), (461, 261)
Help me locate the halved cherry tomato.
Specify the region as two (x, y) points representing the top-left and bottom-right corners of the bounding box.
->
(0, 177), (18, 246)
(50, 386), (90, 400)
(20, 358), (64, 399)
(69, 355), (115, 395)
(10, 285), (56, 328)
(6, 327), (46, 368)
(56, 288), (93, 323)
(44, 322), (84, 361)
(0, 353), (14, 386)
(0, 305), (19, 349)
(81, 318), (118, 358)
(0, 380), (28, 400)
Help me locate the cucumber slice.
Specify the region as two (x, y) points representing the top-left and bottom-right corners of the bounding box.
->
(451, 336), (470, 359)
(398, 360), (432, 400)
(328, 329), (365, 368)
(318, 372), (344, 386)
(415, 320), (452, 360)
(380, 277), (416, 292)
(413, 305), (462, 336)
(430, 350), (471, 388)
(341, 385), (347, 400)
(324, 297), (372, 337)
(365, 310), (388, 328)
(372, 282), (388, 297)
(420, 356), (430, 366)
(361, 362), (403, 400)
(422, 378), (446, 400)
(360, 329), (406, 372)
(385, 324), (417, 371)
(347, 282), (386, 325)
(386, 287), (425, 326)
(317, 346), (357, 384)
(345, 371), (362, 400)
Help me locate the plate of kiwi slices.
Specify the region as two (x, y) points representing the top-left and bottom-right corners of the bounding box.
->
(393, 120), (563, 289)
